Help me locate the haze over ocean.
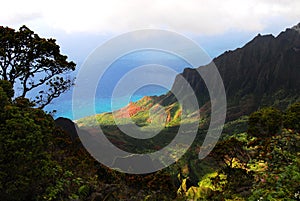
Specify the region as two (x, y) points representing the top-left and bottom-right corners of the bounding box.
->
(44, 50), (193, 120)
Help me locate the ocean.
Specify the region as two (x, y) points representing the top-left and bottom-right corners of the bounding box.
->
(43, 50), (194, 120)
(44, 86), (168, 120)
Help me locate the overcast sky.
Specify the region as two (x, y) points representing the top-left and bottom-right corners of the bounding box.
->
(1, 0), (300, 63)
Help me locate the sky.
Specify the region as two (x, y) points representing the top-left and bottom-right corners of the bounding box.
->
(1, 0), (300, 64)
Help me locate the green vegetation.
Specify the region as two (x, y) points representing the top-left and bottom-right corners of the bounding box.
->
(0, 81), (54, 200)
(76, 97), (300, 200)
(0, 80), (98, 200)
(176, 103), (300, 201)
(0, 80), (177, 200)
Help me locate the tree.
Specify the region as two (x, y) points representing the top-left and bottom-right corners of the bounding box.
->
(0, 80), (56, 200)
(208, 137), (253, 199)
(0, 25), (76, 109)
(283, 102), (300, 132)
(0, 81), (100, 201)
(247, 107), (282, 138)
(246, 104), (300, 200)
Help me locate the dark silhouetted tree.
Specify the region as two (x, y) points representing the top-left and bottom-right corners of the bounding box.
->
(0, 25), (76, 108)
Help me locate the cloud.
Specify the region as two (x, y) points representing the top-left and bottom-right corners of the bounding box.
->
(1, 0), (300, 35)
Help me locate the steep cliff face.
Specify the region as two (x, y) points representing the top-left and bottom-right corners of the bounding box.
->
(215, 27), (300, 96)
(165, 23), (300, 120)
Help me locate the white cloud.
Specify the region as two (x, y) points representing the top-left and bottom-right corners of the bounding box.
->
(1, 0), (300, 35)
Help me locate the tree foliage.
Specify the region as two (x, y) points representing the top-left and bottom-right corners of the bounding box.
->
(249, 129), (300, 200)
(283, 102), (300, 132)
(0, 80), (100, 201)
(0, 25), (76, 108)
(182, 103), (300, 200)
(0, 80), (56, 200)
(247, 107), (282, 138)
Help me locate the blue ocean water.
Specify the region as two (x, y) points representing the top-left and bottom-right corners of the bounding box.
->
(44, 50), (195, 120)
(45, 86), (167, 120)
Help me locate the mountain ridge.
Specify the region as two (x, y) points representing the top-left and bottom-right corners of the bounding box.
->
(159, 23), (300, 121)
(78, 23), (300, 126)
